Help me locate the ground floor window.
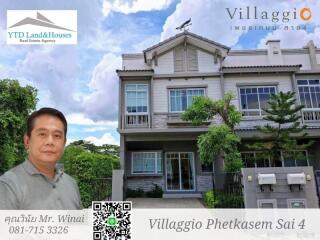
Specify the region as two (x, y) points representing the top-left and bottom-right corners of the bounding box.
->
(241, 150), (309, 168)
(132, 152), (162, 174)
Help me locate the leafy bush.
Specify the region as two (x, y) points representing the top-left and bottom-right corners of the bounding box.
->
(203, 191), (216, 208)
(126, 184), (163, 198)
(146, 184), (163, 198)
(203, 190), (244, 208)
(61, 148), (115, 208)
(214, 191), (244, 208)
(126, 188), (145, 198)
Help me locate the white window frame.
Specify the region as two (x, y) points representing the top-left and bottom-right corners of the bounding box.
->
(131, 151), (162, 175)
(257, 199), (277, 208)
(238, 86), (277, 117)
(125, 84), (149, 115)
(165, 152), (196, 192)
(287, 199), (307, 208)
(297, 79), (320, 109)
(168, 88), (205, 113)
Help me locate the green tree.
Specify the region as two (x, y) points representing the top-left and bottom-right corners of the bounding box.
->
(69, 140), (119, 157)
(61, 143), (120, 207)
(182, 92), (242, 131)
(181, 92), (243, 171)
(0, 79), (38, 173)
(68, 140), (120, 168)
(247, 91), (313, 166)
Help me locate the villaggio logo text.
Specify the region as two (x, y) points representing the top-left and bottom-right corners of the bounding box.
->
(226, 6), (312, 31)
(7, 10), (77, 44)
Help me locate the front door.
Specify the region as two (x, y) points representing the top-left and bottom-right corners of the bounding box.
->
(165, 152), (195, 191)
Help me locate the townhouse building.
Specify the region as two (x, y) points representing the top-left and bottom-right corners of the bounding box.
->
(116, 31), (320, 198)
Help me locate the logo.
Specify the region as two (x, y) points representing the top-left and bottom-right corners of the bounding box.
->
(225, 6), (312, 31)
(7, 10), (77, 44)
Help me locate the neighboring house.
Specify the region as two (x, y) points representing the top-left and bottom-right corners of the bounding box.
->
(116, 31), (320, 199)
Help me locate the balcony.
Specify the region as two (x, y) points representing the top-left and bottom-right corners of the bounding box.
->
(166, 113), (211, 127)
(302, 108), (320, 122)
(125, 113), (149, 128)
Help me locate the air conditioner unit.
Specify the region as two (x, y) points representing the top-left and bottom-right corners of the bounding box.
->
(258, 173), (276, 192)
(287, 173), (306, 185)
(258, 173), (276, 185)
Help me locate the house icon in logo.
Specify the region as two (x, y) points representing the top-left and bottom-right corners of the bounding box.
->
(9, 12), (75, 32)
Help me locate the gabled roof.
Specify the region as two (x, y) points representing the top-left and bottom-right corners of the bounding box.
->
(143, 31), (230, 63)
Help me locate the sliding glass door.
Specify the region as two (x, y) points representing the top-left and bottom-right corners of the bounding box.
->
(166, 152), (195, 191)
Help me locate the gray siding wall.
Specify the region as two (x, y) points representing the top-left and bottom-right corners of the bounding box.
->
(127, 177), (164, 191)
(241, 167), (319, 208)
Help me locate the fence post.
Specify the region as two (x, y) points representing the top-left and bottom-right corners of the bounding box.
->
(112, 169), (124, 201)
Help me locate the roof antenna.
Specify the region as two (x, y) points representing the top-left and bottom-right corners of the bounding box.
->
(176, 18), (192, 32)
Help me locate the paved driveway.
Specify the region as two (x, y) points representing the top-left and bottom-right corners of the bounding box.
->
(126, 198), (205, 208)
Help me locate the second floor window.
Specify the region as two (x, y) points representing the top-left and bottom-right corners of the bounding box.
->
(297, 80), (320, 109)
(125, 84), (148, 113)
(169, 88), (205, 112)
(239, 86), (276, 116)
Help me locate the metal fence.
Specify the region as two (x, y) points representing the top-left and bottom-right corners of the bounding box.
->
(212, 172), (244, 208)
(87, 178), (112, 201)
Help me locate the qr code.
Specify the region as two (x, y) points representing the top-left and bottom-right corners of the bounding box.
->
(93, 201), (131, 240)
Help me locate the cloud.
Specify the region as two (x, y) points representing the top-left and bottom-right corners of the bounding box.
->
(133, 34), (160, 52)
(83, 53), (121, 121)
(84, 126), (111, 132)
(257, 27), (320, 49)
(66, 113), (118, 127)
(160, 0), (320, 48)
(103, 0), (174, 16)
(0, 64), (10, 79)
(85, 28), (122, 52)
(85, 132), (119, 146)
(14, 45), (82, 113)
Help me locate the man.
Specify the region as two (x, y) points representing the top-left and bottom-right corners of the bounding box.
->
(0, 107), (82, 209)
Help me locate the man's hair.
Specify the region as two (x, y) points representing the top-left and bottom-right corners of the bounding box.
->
(26, 107), (67, 137)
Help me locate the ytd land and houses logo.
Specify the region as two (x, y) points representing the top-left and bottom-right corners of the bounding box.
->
(7, 10), (77, 44)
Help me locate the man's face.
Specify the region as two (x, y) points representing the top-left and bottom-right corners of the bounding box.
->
(24, 115), (66, 166)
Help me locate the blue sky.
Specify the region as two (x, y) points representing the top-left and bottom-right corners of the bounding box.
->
(0, 0), (319, 146)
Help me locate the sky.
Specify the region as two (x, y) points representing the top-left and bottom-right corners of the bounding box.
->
(0, 0), (319, 146)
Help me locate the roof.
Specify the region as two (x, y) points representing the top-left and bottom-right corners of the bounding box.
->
(116, 69), (154, 77)
(143, 31), (231, 63)
(223, 64), (302, 69)
(143, 31), (230, 53)
(116, 69), (153, 72)
(222, 64), (302, 73)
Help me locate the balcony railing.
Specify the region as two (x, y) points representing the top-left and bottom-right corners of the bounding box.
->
(302, 108), (320, 122)
(125, 113), (149, 128)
